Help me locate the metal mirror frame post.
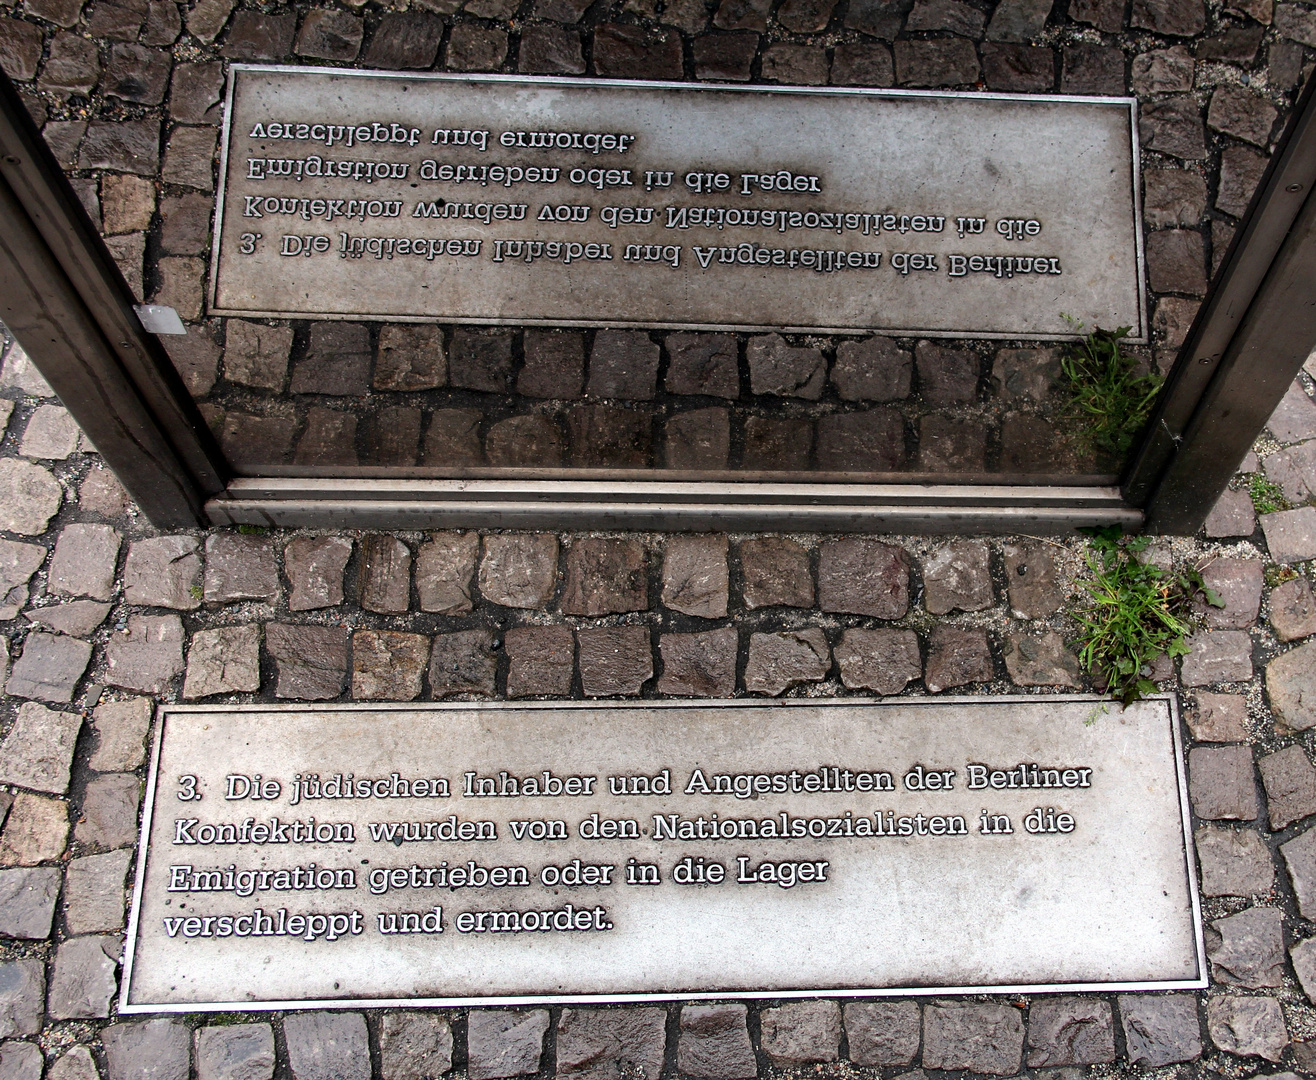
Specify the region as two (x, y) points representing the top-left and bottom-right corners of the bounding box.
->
(0, 60), (1312, 535)
(0, 70), (228, 528)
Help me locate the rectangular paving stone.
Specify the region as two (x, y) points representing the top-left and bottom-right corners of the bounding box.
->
(122, 698), (1201, 1008)
(210, 69), (1145, 339)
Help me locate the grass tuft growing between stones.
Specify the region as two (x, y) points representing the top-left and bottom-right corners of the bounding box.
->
(1073, 527), (1221, 705)
(1061, 320), (1162, 462)
(1249, 472), (1289, 515)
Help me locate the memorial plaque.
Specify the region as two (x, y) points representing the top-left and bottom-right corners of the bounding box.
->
(211, 68), (1146, 340)
(121, 696), (1203, 1010)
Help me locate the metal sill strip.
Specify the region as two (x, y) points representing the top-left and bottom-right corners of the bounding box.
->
(208, 479), (1142, 533)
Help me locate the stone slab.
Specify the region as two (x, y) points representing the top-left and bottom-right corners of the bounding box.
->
(211, 67), (1145, 340)
(122, 696), (1201, 1009)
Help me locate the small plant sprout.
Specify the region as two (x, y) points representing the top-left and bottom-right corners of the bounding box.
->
(1061, 318), (1163, 463)
(1073, 527), (1223, 705)
(1249, 473), (1289, 515)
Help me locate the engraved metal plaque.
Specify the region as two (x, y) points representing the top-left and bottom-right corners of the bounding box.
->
(121, 696), (1203, 1010)
(210, 68), (1146, 340)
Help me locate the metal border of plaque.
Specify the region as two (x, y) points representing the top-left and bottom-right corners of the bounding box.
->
(207, 67), (1147, 342)
(119, 695), (1205, 1012)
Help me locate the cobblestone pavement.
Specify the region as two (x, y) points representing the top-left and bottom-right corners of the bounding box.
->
(3, 330), (1316, 1079)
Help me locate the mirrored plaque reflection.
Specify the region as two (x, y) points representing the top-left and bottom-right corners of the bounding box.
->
(168, 322), (1146, 482)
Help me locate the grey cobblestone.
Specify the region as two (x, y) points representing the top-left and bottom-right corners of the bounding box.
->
(103, 1019), (190, 1080)
(1206, 906), (1285, 987)
(47, 936), (118, 1020)
(1118, 993), (1202, 1065)
(922, 1001), (1023, 1075)
(195, 1024), (275, 1080)
(0, 702), (81, 793)
(1206, 996), (1287, 1060)
(555, 1007), (664, 1080)
(760, 1000), (840, 1066)
(843, 1001), (920, 1066)
(468, 1010), (548, 1080)
(677, 1004), (756, 1080)
(284, 1013), (369, 1080)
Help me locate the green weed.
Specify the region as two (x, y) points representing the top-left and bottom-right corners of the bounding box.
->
(237, 524), (269, 535)
(1249, 473), (1289, 515)
(1061, 320), (1163, 462)
(1073, 527), (1222, 706)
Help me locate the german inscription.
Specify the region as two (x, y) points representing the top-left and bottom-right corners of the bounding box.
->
(210, 68), (1146, 339)
(122, 698), (1202, 1009)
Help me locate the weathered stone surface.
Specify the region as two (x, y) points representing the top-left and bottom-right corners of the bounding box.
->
(1182, 630), (1253, 685)
(1189, 693), (1249, 742)
(562, 539), (647, 615)
(831, 337), (911, 401)
(923, 542), (992, 614)
(86, 698), (149, 773)
(818, 409), (906, 471)
(428, 629), (497, 698)
(1283, 827), (1316, 918)
(446, 24), (508, 69)
(923, 1001), (1023, 1075)
(981, 42), (1056, 90)
(1205, 487), (1256, 538)
(567, 405), (649, 468)
(999, 541), (1062, 617)
(75, 773), (140, 851)
(1147, 229), (1207, 295)
(1131, 45), (1193, 94)
(0, 1040), (43, 1080)
(1060, 42), (1123, 92)
(223, 321), (291, 391)
(295, 9), (363, 60)
(906, 0), (986, 34)
(0, 343), (53, 396)
(1277, 1), (1316, 42)
(376, 1013), (451, 1080)
(831, 41), (895, 85)
(747, 336), (825, 399)
(47, 1045), (100, 1080)
(106, 614), (184, 694)
(1206, 996), (1288, 1061)
(352, 630), (428, 701)
(169, 61), (224, 122)
(1144, 169), (1207, 230)
(1209, 86), (1279, 148)
(0, 21), (44, 80)
(739, 537), (812, 609)
(446, 329), (511, 394)
(357, 535), (410, 614)
(79, 468), (131, 518)
(585, 330), (659, 401)
(203, 534), (278, 603)
(123, 535), (202, 610)
(284, 1013), (369, 1080)
(1262, 507), (1316, 564)
(0, 961), (43, 1038)
(183, 625), (261, 700)
(21, 404), (79, 459)
(657, 628), (737, 697)
(291, 324), (370, 396)
(505, 626), (574, 698)
(990, 347), (1059, 402)
(1198, 825), (1273, 897)
(1268, 640), (1316, 731)
(0, 866), (60, 938)
(1153, 296), (1201, 348)
(760, 1000), (840, 1066)
(662, 535), (728, 618)
(518, 331), (584, 400)
(924, 626), (992, 692)
(40, 33), (100, 99)
(555, 1007), (664, 1080)
(374, 325), (445, 392)
(818, 539), (909, 618)
(1295, 939), (1316, 1005)
(1118, 993), (1202, 1065)
(103, 1021), (190, 1080)
(518, 24), (586, 73)
(593, 24), (683, 77)
(665, 333), (738, 399)
(6, 633), (90, 704)
(0, 793), (68, 866)
(195, 1024), (275, 1080)
(665, 408), (730, 470)
(1026, 997), (1114, 1066)
(1140, 97), (1207, 161)
(744, 629), (829, 694)
(480, 534), (559, 609)
(285, 536), (352, 611)
(0, 540), (43, 620)
(411, 533), (476, 614)
(1219, 145), (1269, 218)
(1273, 577), (1316, 643)
(364, 12), (442, 68)
(986, 0), (1053, 39)
(1267, 383), (1316, 445)
(1259, 744), (1316, 828)
(917, 414), (984, 472)
(265, 624), (348, 701)
(1206, 906), (1285, 987)
(468, 1010), (548, 1080)
(835, 628), (921, 694)
(0, 701), (81, 793)
(915, 342), (978, 404)
(678, 1004), (756, 1080)
(25, 600), (108, 640)
(1265, 441), (1316, 504)
(0, 460), (62, 535)
(741, 415), (809, 470)
(692, 32), (759, 81)
(1002, 631), (1082, 687)
(64, 848), (130, 934)
(48, 936), (119, 1020)
(843, 1001), (919, 1066)
(576, 627), (653, 697)
(1189, 744), (1258, 820)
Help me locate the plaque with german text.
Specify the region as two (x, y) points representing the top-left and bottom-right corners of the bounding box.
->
(210, 67), (1146, 340)
(121, 697), (1203, 1010)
